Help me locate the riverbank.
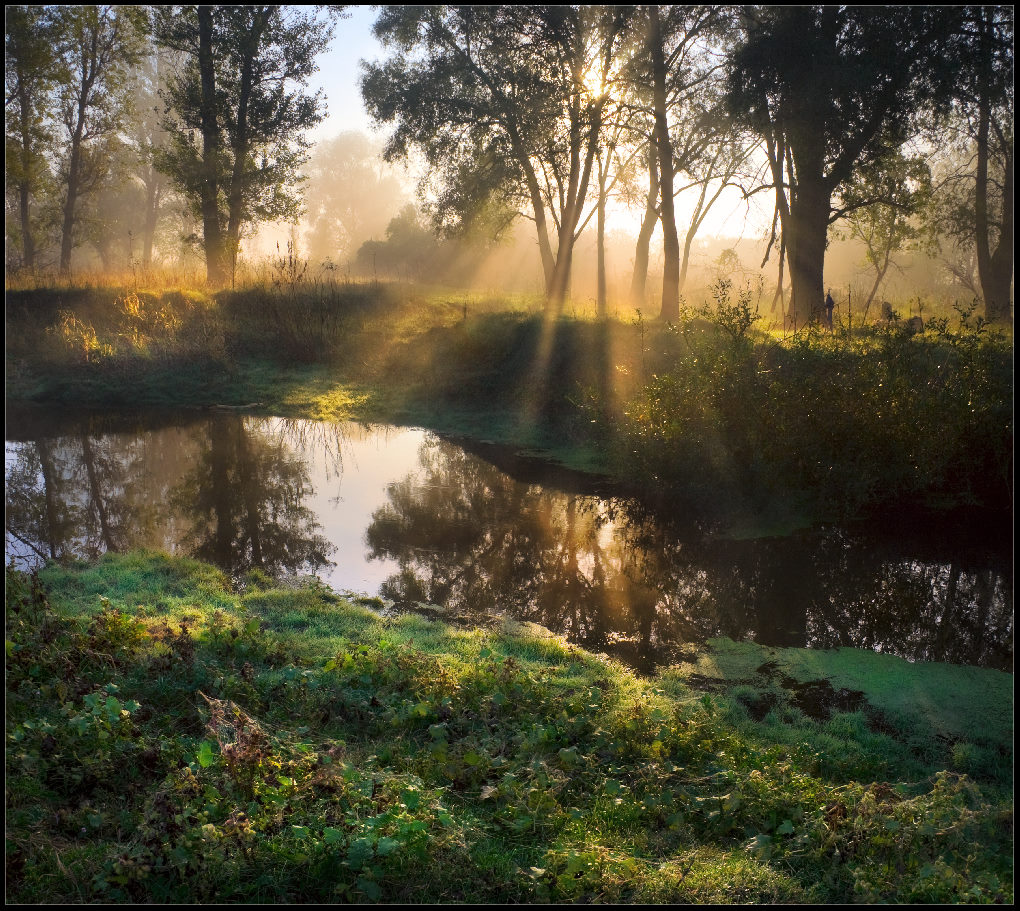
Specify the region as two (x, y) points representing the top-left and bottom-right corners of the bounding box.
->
(5, 552), (1012, 903)
(5, 282), (1013, 530)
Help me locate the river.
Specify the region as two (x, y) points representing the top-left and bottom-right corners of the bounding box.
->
(5, 406), (1012, 672)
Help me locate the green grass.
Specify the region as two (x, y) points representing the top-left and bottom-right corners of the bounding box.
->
(5, 552), (1013, 903)
(5, 281), (1014, 529)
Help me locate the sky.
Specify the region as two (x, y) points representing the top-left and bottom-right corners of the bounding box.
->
(293, 6), (773, 246)
(306, 6), (387, 142)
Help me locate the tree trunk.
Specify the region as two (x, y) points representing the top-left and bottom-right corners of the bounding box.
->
(629, 141), (658, 307)
(17, 78), (36, 270)
(226, 12), (267, 284)
(59, 110), (87, 274)
(862, 251), (892, 314)
(546, 101), (601, 312)
(975, 69), (1014, 324)
(679, 221), (698, 295)
(197, 6), (226, 286)
(18, 181), (34, 271)
(650, 7), (680, 322)
(512, 133), (556, 289)
(786, 169), (830, 329)
(142, 168), (162, 267)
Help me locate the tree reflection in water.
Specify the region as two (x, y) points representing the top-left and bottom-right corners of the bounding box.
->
(367, 438), (1012, 670)
(170, 415), (337, 578)
(5, 433), (162, 563)
(5, 416), (1011, 670)
(6, 414), (338, 581)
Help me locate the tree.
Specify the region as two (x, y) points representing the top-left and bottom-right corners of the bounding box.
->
(840, 152), (931, 316)
(53, 5), (147, 274)
(674, 112), (757, 297)
(302, 132), (407, 266)
(126, 43), (175, 267)
(355, 204), (443, 280)
(727, 6), (961, 327)
(5, 6), (63, 271)
(154, 5), (342, 285)
(628, 139), (659, 307)
(79, 135), (147, 270)
(362, 5), (627, 311)
(934, 6), (1014, 323)
(623, 5), (727, 321)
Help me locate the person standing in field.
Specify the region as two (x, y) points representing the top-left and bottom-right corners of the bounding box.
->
(824, 290), (835, 330)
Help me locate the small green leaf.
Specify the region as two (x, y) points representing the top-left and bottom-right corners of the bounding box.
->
(558, 746), (579, 767)
(346, 837), (374, 870)
(197, 740), (216, 768)
(376, 836), (399, 857)
(776, 819), (795, 835)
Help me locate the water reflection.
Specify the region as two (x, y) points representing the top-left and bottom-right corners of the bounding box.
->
(4, 410), (1012, 671)
(171, 415), (335, 577)
(366, 438), (1012, 671)
(6, 413), (337, 580)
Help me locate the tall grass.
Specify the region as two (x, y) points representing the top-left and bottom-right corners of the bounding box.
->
(6, 276), (1012, 525)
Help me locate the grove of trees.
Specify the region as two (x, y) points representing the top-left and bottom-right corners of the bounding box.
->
(5, 5), (1013, 324)
(6, 4), (342, 282)
(361, 4), (1012, 323)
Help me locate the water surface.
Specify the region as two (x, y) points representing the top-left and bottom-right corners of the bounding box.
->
(5, 408), (1012, 672)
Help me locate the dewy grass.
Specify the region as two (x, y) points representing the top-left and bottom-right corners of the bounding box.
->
(5, 552), (1012, 904)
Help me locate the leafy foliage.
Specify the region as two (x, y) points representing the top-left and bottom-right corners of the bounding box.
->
(153, 6), (342, 282)
(614, 291), (1013, 522)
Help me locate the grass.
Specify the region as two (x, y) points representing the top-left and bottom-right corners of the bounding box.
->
(5, 551), (1012, 903)
(5, 278), (1013, 534)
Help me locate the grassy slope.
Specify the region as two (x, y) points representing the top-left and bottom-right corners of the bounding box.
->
(6, 552), (1012, 903)
(6, 283), (1013, 526)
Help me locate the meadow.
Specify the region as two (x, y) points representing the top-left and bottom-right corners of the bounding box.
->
(5, 275), (1013, 902)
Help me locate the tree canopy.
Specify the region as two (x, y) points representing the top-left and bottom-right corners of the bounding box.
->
(726, 6), (964, 325)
